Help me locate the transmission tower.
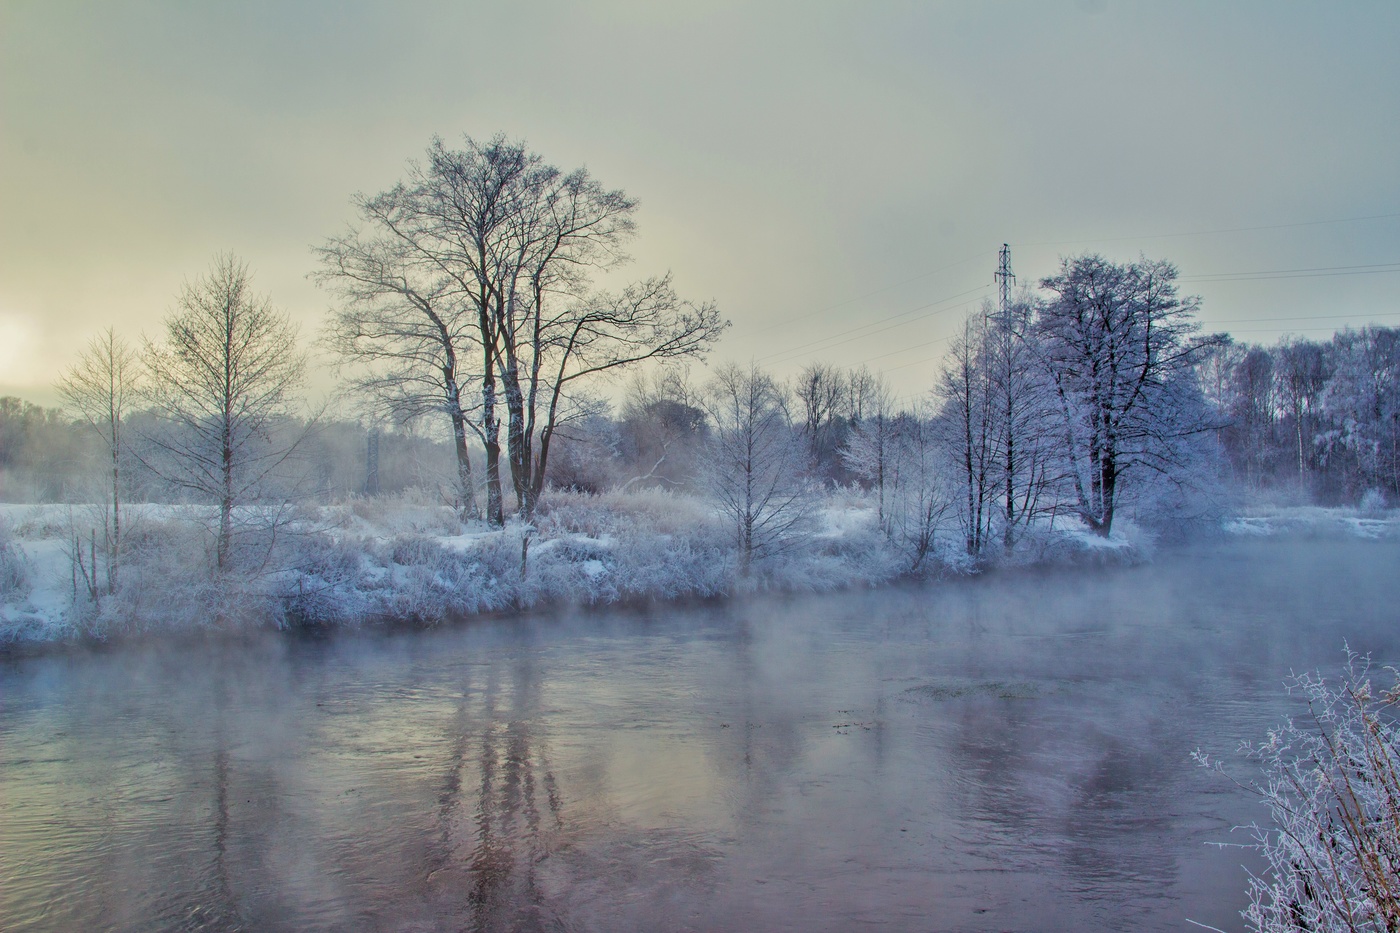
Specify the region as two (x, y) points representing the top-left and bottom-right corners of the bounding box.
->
(995, 242), (1015, 324)
(994, 242), (1018, 550)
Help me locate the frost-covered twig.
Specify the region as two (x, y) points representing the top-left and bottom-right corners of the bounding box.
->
(1199, 648), (1400, 932)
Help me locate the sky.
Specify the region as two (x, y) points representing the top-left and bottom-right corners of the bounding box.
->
(2, 0), (1398, 407)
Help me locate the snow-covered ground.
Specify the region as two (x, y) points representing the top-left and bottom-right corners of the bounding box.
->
(1221, 505), (1400, 541)
(4, 495), (1388, 647)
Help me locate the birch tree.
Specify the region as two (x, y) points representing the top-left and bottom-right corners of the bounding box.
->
(986, 295), (1056, 550)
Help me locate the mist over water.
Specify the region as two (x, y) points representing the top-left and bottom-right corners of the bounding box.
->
(2, 538), (1396, 932)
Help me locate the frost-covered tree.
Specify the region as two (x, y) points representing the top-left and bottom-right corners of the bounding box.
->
(986, 294), (1057, 550)
(1274, 337), (1329, 488)
(886, 407), (953, 572)
(56, 328), (140, 592)
(1320, 326), (1400, 500)
(936, 313), (997, 555)
(794, 362), (849, 482)
(841, 372), (898, 530)
(142, 255), (310, 573)
(1034, 254), (1215, 537)
(702, 362), (813, 575)
(319, 135), (725, 523)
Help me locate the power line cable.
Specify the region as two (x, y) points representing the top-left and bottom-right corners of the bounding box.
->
(758, 284), (991, 365)
(1020, 210), (1400, 249)
(1183, 263), (1400, 283)
(746, 250), (993, 338)
(1205, 310), (1400, 327)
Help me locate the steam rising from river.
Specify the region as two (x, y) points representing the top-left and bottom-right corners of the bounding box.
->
(3, 539), (1397, 931)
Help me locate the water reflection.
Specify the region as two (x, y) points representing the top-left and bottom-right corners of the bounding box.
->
(3, 539), (1399, 931)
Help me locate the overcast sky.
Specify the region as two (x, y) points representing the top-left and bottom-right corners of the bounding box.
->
(2, 0), (1398, 405)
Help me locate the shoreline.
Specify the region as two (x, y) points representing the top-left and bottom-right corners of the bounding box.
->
(2, 499), (1395, 652)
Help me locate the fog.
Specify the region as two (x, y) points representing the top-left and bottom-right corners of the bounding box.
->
(4, 538), (1394, 931)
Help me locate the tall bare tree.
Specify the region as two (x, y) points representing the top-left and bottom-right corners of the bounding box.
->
(986, 294), (1056, 550)
(1273, 337), (1329, 488)
(56, 328), (139, 592)
(1035, 254), (1214, 536)
(319, 135), (725, 523)
(143, 255), (309, 573)
(794, 362), (849, 480)
(315, 204), (483, 519)
(936, 313), (997, 556)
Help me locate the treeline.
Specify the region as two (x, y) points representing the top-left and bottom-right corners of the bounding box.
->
(1200, 327), (1400, 504)
(2, 131), (1397, 621)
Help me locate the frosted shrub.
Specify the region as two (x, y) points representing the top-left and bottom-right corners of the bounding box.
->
(281, 536), (376, 624)
(1198, 653), (1400, 932)
(1359, 488), (1388, 518)
(348, 490), (463, 537)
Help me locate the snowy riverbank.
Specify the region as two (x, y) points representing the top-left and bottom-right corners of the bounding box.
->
(2, 493), (1390, 646)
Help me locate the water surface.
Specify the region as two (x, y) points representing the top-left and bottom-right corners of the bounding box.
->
(3, 539), (1397, 932)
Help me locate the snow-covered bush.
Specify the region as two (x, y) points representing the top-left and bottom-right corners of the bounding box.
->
(345, 489), (463, 537)
(84, 518), (281, 634)
(1359, 487), (1389, 518)
(1197, 652), (1400, 932)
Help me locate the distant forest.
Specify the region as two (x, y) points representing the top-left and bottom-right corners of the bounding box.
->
(2, 318), (1395, 509)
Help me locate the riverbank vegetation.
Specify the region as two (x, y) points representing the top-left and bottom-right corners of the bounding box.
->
(1198, 653), (1400, 932)
(3, 135), (1400, 644)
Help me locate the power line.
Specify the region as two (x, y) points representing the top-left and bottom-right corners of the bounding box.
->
(1020, 210), (1400, 249)
(1204, 310), (1400, 327)
(758, 284), (991, 366)
(1183, 262), (1400, 283)
(747, 250), (993, 338)
(745, 208), (1399, 375)
(860, 332), (957, 366)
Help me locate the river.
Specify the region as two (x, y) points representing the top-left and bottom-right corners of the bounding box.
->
(3, 538), (1397, 932)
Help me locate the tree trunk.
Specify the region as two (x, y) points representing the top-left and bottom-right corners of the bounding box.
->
(449, 407), (479, 521)
(481, 366), (504, 527)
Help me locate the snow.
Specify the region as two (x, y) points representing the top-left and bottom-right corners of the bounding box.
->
(4, 494), (1390, 647)
(1220, 505), (1400, 540)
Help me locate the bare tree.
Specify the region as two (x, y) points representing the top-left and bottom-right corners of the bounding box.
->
(56, 328), (139, 592)
(319, 135), (724, 523)
(936, 313), (997, 556)
(516, 275), (725, 514)
(986, 293), (1056, 550)
(794, 362), (849, 480)
(1035, 254), (1214, 536)
(315, 205), (484, 519)
(1229, 345), (1278, 487)
(703, 362), (814, 575)
(1273, 337), (1329, 488)
(840, 372), (897, 530)
(142, 255), (310, 573)
(619, 365), (708, 490)
(887, 405), (953, 573)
